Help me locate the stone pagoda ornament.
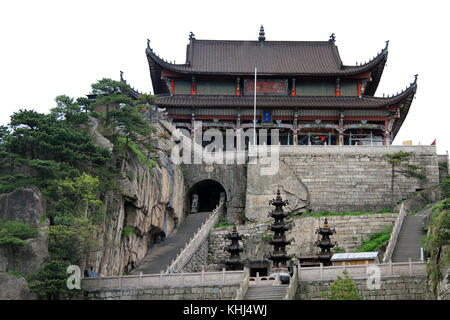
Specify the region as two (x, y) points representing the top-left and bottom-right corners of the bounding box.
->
(224, 226), (244, 270)
(267, 188), (294, 269)
(314, 217), (337, 266)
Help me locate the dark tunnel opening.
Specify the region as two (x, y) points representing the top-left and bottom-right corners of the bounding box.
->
(187, 179), (226, 213)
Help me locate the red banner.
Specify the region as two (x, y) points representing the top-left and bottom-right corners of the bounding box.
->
(244, 79), (287, 95)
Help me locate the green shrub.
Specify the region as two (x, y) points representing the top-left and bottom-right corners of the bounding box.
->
(441, 175), (450, 199)
(122, 226), (134, 239)
(0, 219), (37, 249)
(117, 136), (156, 171)
(355, 226), (392, 252)
(214, 215), (233, 228)
(27, 259), (84, 300)
(321, 270), (362, 300)
(6, 270), (24, 278)
(423, 198), (450, 295)
(49, 218), (100, 264)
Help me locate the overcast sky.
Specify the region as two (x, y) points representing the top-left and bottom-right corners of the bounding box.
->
(1, 0), (449, 154)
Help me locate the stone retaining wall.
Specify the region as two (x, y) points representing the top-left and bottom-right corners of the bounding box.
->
(183, 163), (247, 224)
(88, 284), (238, 300)
(209, 213), (398, 265)
(183, 238), (209, 272)
(297, 276), (429, 300)
(246, 145), (439, 220)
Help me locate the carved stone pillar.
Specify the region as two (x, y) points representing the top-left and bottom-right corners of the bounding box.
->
(236, 113), (242, 151)
(293, 111), (298, 145)
(191, 111), (195, 140)
(339, 111), (344, 145)
(220, 192), (226, 205)
(191, 194), (199, 213)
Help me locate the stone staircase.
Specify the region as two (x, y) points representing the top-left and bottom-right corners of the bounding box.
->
(244, 285), (289, 300)
(391, 215), (426, 262)
(131, 211), (211, 274)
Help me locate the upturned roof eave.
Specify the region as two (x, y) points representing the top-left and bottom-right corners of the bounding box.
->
(146, 42), (389, 78)
(154, 78), (417, 109)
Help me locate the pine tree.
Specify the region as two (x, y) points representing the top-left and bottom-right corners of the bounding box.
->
(385, 151), (426, 209)
(322, 270), (362, 300)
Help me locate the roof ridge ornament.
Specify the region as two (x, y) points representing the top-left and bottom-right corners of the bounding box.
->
(329, 33), (336, 42)
(189, 31), (196, 41)
(385, 40), (389, 49)
(147, 39), (151, 49)
(258, 25), (265, 43)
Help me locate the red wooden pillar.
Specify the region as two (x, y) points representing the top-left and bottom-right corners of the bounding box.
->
(335, 78), (341, 96)
(236, 76), (241, 95)
(291, 78), (296, 96)
(170, 79), (174, 95)
(357, 81), (362, 97)
(191, 76), (197, 95)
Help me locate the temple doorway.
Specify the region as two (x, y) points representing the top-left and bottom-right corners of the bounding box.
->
(186, 179), (226, 213)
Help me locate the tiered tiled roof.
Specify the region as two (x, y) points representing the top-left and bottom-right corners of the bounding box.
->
(146, 30), (417, 139)
(155, 76), (416, 109)
(146, 36), (388, 95)
(148, 40), (387, 76)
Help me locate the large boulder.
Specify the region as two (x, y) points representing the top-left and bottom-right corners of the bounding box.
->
(0, 186), (49, 275)
(0, 273), (36, 300)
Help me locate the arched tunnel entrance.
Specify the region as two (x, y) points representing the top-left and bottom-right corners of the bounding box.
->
(186, 179), (227, 213)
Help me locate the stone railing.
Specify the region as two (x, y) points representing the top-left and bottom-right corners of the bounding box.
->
(277, 144), (436, 155)
(166, 201), (224, 273)
(234, 267), (250, 300)
(383, 203), (407, 263)
(283, 266), (298, 300)
(82, 269), (245, 291)
(248, 273), (282, 286)
(297, 260), (427, 282)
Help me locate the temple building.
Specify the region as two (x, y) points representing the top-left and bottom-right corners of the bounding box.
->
(146, 26), (417, 147)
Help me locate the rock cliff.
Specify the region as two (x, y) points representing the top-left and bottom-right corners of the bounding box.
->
(0, 273), (36, 300)
(85, 120), (185, 276)
(0, 186), (49, 275)
(0, 186), (48, 300)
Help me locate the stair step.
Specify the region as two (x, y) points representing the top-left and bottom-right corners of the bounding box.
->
(391, 215), (426, 263)
(244, 285), (288, 300)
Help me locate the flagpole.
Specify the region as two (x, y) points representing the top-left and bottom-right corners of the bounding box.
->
(253, 67), (257, 145)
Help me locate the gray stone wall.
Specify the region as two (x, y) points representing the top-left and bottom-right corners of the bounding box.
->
(297, 276), (430, 300)
(209, 213), (398, 265)
(88, 284), (239, 300)
(183, 163), (247, 223)
(246, 146), (439, 220)
(183, 238), (209, 272)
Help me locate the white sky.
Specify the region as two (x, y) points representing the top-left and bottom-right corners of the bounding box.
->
(0, 0), (449, 154)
